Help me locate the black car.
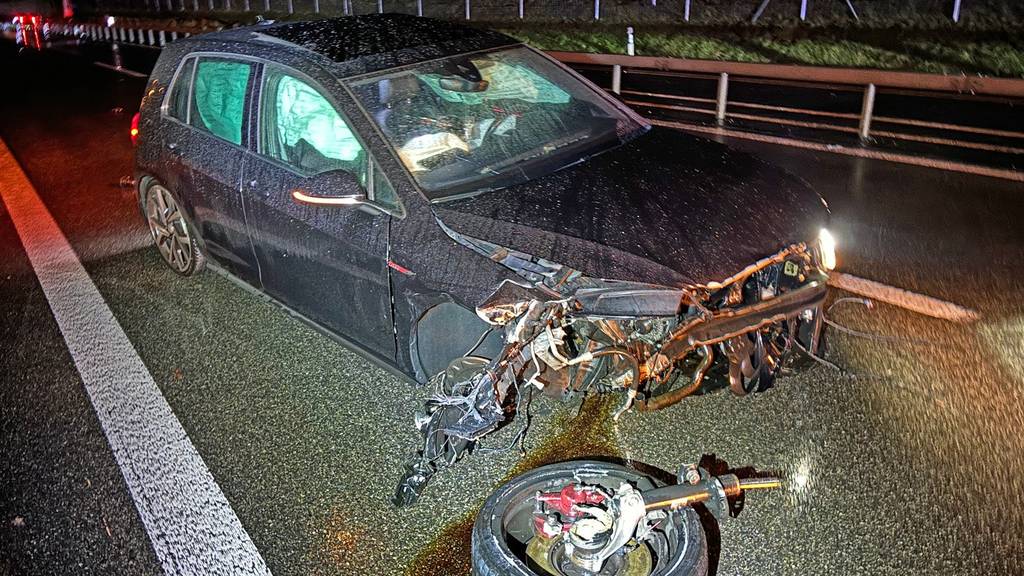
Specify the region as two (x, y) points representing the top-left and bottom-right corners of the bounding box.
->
(133, 14), (834, 505)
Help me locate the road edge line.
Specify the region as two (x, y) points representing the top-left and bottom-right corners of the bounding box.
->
(651, 119), (1024, 183)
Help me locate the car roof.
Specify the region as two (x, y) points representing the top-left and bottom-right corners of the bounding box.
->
(197, 14), (521, 77)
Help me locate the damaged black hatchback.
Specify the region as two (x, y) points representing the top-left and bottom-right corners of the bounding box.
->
(133, 14), (835, 506)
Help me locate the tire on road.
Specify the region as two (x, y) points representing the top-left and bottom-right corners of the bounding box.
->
(141, 179), (205, 276)
(471, 460), (708, 576)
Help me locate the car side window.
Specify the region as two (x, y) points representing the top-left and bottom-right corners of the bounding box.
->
(189, 58), (253, 146)
(165, 57), (194, 122)
(260, 67), (366, 181)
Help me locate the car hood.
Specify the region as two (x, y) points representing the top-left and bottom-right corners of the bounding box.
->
(431, 127), (829, 287)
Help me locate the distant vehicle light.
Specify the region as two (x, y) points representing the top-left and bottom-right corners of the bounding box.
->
(130, 112), (140, 146)
(106, 16), (115, 27)
(818, 228), (837, 270)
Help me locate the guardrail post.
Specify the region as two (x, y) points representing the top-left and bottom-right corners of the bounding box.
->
(684, 0), (690, 21)
(518, 0), (523, 19)
(313, 0), (318, 12)
(715, 72), (729, 125)
(465, 0), (470, 19)
(171, 30), (178, 40)
(287, 0), (293, 13)
(378, 0), (383, 13)
(244, 0), (250, 10)
(799, 0), (807, 21)
(147, 29), (155, 45)
(594, 0), (600, 20)
(611, 65), (622, 94)
(626, 26), (634, 56)
(264, 0), (269, 12)
(416, 0), (422, 16)
(158, 30), (166, 46)
(859, 83), (876, 142)
(225, 0), (232, 11)
(194, 0), (200, 11)
(127, 28), (135, 42)
(952, 0), (963, 23)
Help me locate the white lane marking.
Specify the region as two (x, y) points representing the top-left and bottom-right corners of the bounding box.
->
(93, 60), (147, 78)
(651, 118), (1024, 183)
(0, 139), (271, 575)
(828, 271), (980, 323)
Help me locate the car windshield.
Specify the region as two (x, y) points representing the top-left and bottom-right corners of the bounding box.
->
(347, 47), (647, 200)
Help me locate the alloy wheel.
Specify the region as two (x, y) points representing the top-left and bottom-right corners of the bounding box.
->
(145, 184), (193, 273)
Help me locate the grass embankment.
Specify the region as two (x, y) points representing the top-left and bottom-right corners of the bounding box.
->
(496, 24), (1024, 78)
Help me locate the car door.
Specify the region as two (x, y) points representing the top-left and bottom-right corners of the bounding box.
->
(241, 64), (397, 360)
(178, 55), (261, 284)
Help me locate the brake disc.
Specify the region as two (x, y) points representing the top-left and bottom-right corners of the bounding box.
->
(525, 535), (653, 576)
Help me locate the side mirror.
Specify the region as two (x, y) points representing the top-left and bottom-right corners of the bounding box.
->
(290, 169), (367, 207)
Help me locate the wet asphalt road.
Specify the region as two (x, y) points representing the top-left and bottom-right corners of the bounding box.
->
(1, 38), (1024, 576)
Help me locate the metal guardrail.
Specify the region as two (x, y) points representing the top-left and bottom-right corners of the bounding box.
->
(552, 51), (1024, 100)
(551, 51), (1024, 154)
(46, 21), (191, 47)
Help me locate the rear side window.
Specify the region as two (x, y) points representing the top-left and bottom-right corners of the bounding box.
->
(165, 57), (194, 122)
(190, 58), (253, 146)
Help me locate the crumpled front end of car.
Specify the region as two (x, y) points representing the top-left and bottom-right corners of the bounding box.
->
(393, 226), (832, 507)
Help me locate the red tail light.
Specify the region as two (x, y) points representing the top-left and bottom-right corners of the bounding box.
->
(130, 112), (140, 146)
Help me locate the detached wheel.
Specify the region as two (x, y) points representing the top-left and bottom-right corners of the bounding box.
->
(471, 461), (708, 576)
(143, 182), (204, 276)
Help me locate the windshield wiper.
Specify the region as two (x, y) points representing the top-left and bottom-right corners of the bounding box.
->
(475, 129), (591, 177)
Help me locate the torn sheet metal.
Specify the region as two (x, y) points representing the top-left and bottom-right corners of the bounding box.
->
(394, 240), (830, 506)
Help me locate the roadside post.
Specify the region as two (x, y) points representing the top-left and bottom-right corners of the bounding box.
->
(715, 72), (728, 124)
(859, 83), (876, 142)
(612, 27), (634, 95)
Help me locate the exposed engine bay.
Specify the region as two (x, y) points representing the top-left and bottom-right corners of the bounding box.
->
(394, 232), (830, 507)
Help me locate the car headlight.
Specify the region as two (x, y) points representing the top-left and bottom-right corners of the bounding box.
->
(818, 228), (837, 271)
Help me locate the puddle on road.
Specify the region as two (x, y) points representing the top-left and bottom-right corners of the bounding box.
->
(407, 395), (622, 576)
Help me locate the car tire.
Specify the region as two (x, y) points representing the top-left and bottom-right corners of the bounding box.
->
(142, 181), (205, 276)
(471, 461), (708, 576)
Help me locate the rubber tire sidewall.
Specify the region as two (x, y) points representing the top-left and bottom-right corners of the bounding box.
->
(471, 461), (708, 576)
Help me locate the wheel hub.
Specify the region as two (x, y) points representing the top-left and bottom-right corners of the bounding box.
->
(526, 534), (653, 576)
